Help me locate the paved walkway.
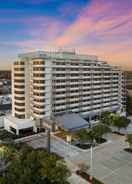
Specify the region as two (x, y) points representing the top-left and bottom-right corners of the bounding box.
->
(68, 173), (88, 184)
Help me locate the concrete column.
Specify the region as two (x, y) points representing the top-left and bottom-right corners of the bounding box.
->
(16, 129), (19, 136)
(33, 126), (37, 133)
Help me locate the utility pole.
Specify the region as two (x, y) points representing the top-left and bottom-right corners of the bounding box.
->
(89, 145), (93, 184)
(89, 139), (95, 184)
(46, 128), (51, 153)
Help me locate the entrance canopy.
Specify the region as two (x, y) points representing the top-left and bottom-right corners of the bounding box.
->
(55, 113), (89, 131)
(4, 115), (37, 135)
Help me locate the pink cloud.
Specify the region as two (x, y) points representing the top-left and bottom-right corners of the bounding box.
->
(54, 0), (113, 46)
(52, 0), (132, 70)
(2, 0), (132, 70)
(55, 0), (132, 46)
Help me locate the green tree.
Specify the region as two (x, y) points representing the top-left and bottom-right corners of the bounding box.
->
(76, 129), (95, 144)
(40, 154), (70, 184)
(100, 112), (112, 126)
(4, 146), (70, 184)
(113, 116), (130, 131)
(0, 143), (19, 162)
(92, 124), (111, 143)
(126, 134), (132, 149)
(76, 124), (111, 144)
(0, 176), (6, 184)
(100, 112), (119, 126)
(76, 129), (89, 143)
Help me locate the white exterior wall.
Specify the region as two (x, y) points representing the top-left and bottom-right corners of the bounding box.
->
(12, 64), (15, 117)
(44, 59), (52, 118)
(12, 50), (125, 123)
(25, 61), (30, 118)
(4, 116), (37, 135)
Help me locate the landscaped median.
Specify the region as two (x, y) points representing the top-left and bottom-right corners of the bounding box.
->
(54, 123), (110, 150)
(72, 123), (111, 150)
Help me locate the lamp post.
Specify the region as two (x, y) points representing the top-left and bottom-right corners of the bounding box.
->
(89, 139), (96, 184)
(46, 128), (51, 153)
(89, 145), (93, 184)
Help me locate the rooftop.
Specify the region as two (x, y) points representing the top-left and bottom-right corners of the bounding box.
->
(5, 115), (36, 129)
(55, 113), (89, 131)
(18, 50), (98, 61)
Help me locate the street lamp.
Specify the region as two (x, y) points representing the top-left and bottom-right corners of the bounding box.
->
(89, 139), (96, 184)
(46, 128), (51, 153)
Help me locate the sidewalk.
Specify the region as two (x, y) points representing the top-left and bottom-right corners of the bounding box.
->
(66, 160), (90, 184)
(68, 173), (89, 184)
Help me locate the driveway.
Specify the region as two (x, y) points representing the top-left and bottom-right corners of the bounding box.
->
(26, 133), (132, 184)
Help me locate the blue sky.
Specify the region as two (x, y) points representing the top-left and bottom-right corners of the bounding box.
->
(0, 0), (132, 70)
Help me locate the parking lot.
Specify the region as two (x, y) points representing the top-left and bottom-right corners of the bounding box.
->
(26, 133), (132, 184)
(69, 134), (132, 184)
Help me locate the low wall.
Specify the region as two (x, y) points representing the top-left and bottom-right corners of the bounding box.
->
(15, 132), (46, 143)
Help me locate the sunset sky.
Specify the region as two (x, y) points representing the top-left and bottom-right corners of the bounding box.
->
(0, 0), (132, 70)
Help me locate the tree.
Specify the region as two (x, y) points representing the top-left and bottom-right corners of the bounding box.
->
(126, 134), (132, 149)
(76, 124), (111, 144)
(40, 154), (70, 184)
(0, 177), (6, 184)
(92, 124), (111, 143)
(3, 145), (70, 184)
(0, 143), (19, 162)
(113, 116), (130, 131)
(76, 129), (89, 143)
(5, 150), (42, 184)
(75, 129), (95, 144)
(100, 112), (118, 126)
(100, 112), (112, 126)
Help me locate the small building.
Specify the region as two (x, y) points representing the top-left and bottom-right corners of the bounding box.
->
(4, 115), (37, 135)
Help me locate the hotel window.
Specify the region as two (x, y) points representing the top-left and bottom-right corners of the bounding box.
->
(33, 61), (45, 65)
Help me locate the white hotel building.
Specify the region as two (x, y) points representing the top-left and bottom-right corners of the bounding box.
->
(4, 50), (126, 134)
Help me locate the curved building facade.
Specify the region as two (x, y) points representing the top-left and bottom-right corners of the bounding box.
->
(12, 50), (126, 123)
